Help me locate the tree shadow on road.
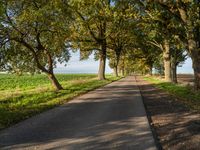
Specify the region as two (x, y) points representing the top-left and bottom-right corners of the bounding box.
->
(0, 81), (156, 150)
(136, 76), (200, 150)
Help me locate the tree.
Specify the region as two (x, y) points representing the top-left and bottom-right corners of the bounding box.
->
(0, 0), (72, 90)
(70, 0), (112, 80)
(142, 1), (175, 82)
(152, 0), (200, 89)
(170, 36), (187, 83)
(107, 0), (136, 77)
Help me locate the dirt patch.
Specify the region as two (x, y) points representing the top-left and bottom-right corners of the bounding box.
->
(136, 76), (200, 150)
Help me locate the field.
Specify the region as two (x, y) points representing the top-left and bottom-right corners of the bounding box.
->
(0, 74), (121, 130)
(177, 74), (194, 85)
(155, 74), (194, 85)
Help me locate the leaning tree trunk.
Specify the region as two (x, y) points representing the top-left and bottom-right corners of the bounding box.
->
(47, 72), (63, 90)
(17, 35), (64, 91)
(163, 39), (172, 82)
(98, 42), (106, 80)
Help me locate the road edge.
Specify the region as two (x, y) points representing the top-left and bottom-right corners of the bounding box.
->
(135, 75), (162, 150)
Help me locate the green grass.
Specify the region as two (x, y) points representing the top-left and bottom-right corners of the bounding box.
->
(0, 74), (97, 90)
(0, 74), (122, 130)
(143, 76), (200, 111)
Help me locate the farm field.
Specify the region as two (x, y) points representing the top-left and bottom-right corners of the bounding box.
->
(0, 73), (121, 130)
(177, 74), (194, 85)
(153, 74), (194, 85)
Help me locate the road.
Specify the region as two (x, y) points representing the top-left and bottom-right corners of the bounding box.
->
(0, 76), (156, 150)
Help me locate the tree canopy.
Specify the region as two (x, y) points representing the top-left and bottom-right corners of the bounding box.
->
(0, 0), (200, 90)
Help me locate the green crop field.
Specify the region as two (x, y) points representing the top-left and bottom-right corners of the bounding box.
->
(0, 73), (121, 130)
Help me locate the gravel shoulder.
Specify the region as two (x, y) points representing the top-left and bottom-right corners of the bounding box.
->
(136, 76), (200, 150)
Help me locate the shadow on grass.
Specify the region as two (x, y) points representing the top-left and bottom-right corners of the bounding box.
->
(0, 77), (121, 130)
(137, 76), (200, 150)
(0, 77), (155, 150)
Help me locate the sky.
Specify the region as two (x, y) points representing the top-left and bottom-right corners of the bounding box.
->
(54, 52), (112, 74)
(54, 51), (194, 74)
(177, 57), (193, 74)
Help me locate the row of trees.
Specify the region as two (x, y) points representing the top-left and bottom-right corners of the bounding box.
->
(0, 0), (199, 90)
(109, 0), (199, 89)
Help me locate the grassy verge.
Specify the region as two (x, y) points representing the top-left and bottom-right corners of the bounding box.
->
(0, 74), (122, 130)
(143, 76), (200, 111)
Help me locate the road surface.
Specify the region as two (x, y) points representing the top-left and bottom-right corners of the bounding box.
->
(0, 76), (156, 150)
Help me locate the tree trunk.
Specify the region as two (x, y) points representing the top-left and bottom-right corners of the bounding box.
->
(148, 63), (153, 76)
(187, 29), (200, 89)
(178, 6), (200, 89)
(98, 42), (106, 80)
(190, 47), (200, 90)
(47, 72), (63, 90)
(171, 62), (178, 83)
(163, 39), (172, 82)
(114, 54), (120, 77)
(114, 66), (118, 77)
(121, 67), (125, 76)
(117, 67), (121, 76)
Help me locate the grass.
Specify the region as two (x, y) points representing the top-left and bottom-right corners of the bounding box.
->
(0, 74), (122, 130)
(143, 76), (200, 111)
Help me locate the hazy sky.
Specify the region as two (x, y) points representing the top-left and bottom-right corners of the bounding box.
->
(55, 52), (112, 74)
(55, 52), (194, 74)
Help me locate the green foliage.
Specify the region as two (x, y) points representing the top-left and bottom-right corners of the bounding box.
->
(0, 74), (121, 129)
(0, 0), (72, 75)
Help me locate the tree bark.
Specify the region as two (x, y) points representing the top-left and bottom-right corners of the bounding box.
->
(114, 66), (118, 77)
(149, 67), (153, 76)
(171, 61), (178, 83)
(187, 29), (200, 89)
(163, 39), (172, 82)
(190, 44), (200, 89)
(47, 72), (63, 90)
(121, 67), (125, 76)
(114, 53), (120, 77)
(148, 63), (153, 76)
(98, 42), (106, 80)
(16, 38), (63, 90)
(178, 6), (200, 89)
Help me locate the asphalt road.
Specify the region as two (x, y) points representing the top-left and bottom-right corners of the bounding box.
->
(0, 76), (156, 150)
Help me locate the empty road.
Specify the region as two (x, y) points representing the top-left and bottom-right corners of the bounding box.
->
(0, 76), (156, 150)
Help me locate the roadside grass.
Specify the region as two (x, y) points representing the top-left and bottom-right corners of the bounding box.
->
(143, 76), (200, 111)
(0, 74), (121, 130)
